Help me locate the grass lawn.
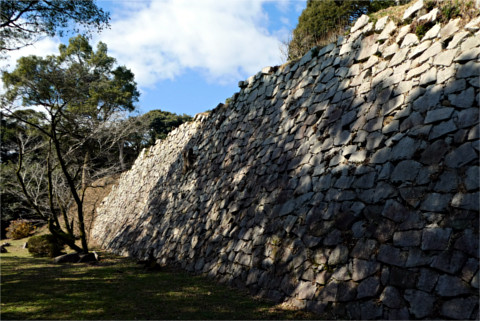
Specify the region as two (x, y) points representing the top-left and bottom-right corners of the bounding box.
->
(1, 237), (318, 320)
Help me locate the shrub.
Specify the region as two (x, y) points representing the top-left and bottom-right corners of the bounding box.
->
(28, 234), (64, 257)
(6, 220), (34, 239)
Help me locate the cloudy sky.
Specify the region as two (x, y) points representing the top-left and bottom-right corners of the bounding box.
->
(1, 0), (305, 116)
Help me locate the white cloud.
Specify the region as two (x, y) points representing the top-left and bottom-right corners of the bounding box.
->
(96, 0), (284, 87)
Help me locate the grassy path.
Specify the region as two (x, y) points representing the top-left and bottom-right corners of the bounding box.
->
(1, 239), (317, 320)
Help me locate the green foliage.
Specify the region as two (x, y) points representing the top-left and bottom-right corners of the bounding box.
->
(288, 0), (398, 60)
(415, 23), (429, 39)
(441, 0), (461, 21)
(5, 220), (34, 239)
(1, 35), (140, 253)
(139, 110), (192, 144)
(27, 234), (64, 257)
(0, 0), (110, 53)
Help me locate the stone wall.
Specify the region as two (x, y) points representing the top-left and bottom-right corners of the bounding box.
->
(92, 3), (480, 319)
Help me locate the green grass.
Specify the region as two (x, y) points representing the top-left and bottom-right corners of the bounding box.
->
(1, 238), (318, 320)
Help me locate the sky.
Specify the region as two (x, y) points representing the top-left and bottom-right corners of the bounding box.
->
(1, 0), (306, 117)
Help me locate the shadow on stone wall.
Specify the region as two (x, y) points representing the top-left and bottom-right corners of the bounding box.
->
(98, 23), (480, 319)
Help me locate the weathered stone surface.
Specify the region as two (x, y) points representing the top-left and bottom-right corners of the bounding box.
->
(436, 274), (471, 296)
(441, 297), (478, 319)
(91, 11), (480, 320)
(377, 245), (407, 267)
(391, 160), (422, 183)
(403, 0), (424, 20)
(404, 289), (435, 318)
(421, 227), (452, 251)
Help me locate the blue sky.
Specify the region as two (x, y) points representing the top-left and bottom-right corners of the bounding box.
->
(1, 0), (306, 117)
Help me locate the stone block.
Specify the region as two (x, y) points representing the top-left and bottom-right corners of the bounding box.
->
(403, 0), (424, 20)
(380, 286), (404, 309)
(296, 280), (317, 300)
(417, 268), (439, 292)
(449, 87), (475, 108)
(404, 289), (435, 318)
(391, 160), (422, 183)
(421, 227), (452, 251)
(441, 297), (478, 319)
(436, 274), (471, 296)
(351, 259), (380, 282)
(420, 193), (452, 212)
(451, 192), (480, 211)
(357, 276), (381, 299)
(328, 245), (349, 265)
(393, 230), (422, 247)
(445, 142), (478, 168)
(424, 107), (454, 124)
(377, 244), (407, 267)
(428, 119), (457, 140)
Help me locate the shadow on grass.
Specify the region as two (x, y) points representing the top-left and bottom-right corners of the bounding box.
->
(0, 253), (318, 320)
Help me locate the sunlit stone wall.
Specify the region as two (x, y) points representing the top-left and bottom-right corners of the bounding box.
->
(92, 3), (480, 319)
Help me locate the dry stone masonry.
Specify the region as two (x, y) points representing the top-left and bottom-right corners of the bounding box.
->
(92, 2), (480, 319)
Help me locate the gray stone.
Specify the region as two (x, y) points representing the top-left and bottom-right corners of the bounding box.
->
(375, 16), (389, 31)
(422, 24), (441, 41)
(378, 244), (407, 267)
(456, 108), (479, 128)
(351, 239), (378, 259)
(400, 33), (419, 48)
(351, 14), (370, 32)
(454, 48), (480, 62)
(417, 268), (439, 292)
(406, 248), (433, 267)
(294, 176), (312, 195)
(403, 0), (424, 20)
(441, 297), (478, 319)
(457, 61), (480, 78)
(391, 160), (422, 183)
(449, 87), (475, 108)
(428, 119), (457, 140)
(378, 20), (396, 41)
(420, 139), (448, 165)
(356, 276), (381, 299)
(381, 199), (409, 222)
(424, 107), (454, 124)
(420, 193), (451, 212)
(356, 34), (379, 61)
(436, 274), (471, 296)
(418, 42), (443, 63)
(360, 300), (383, 319)
(404, 289), (435, 318)
(451, 192), (480, 211)
(421, 227), (452, 251)
(445, 142), (478, 168)
(352, 259), (380, 282)
(380, 286), (404, 309)
(431, 250), (467, 274)
(412, 85), (442, 112)
(418, 7), (440, 23)
(328, 245), (349, 265)
(393, 230), (422, 247)
(391, 136), (419, 160)
(433, 171), (458, 192)
(420, 67), (437, 86)
(440, 18), (460, 40)
(296, 280), (317, 300)
(454, 229), (479, 259)
(434, 48), (458, 66)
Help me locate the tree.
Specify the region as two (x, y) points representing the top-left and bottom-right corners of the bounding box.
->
(1, 35), (139, 253)
(288, 0), (399, 60)
(140, 110), (192, 145)
(0, 0), (110, 53)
